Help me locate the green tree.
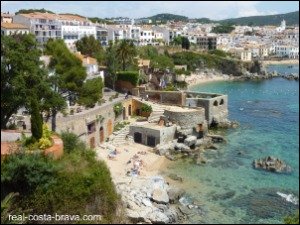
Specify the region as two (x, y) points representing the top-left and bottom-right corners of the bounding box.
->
(172, 36), (182, 46)
(78, 77), (103, 108)
(116, 39), (137, 71)
(151, 55), (174, 71)
(181, 37), (190, 50)
(105, 41), (120, 90)
(30, 98), (43, 140)
(1, 34), (53, 129)
(75, 35), (105, 65)
(45, 39), (87, 131)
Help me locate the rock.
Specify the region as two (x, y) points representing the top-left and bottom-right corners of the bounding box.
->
(253, 156), (292, 173)
(126, 209), (145, 223)
(168, 187), (185, 203)
(152, 188), (169, 204)
(211, 191), (236, 200)
(206, 144), (218, 150)
(142, 198), (153, 207)
(196, 155), (207, 165)
(148, 211), (170, 224)
(184, 136), (197, 147)
(207, 134), (226, 143)
(168, 173), (183, 182)
(165, 153), (176, 161)
(154, 142), (174, 156)
(195, 139), (203, 147)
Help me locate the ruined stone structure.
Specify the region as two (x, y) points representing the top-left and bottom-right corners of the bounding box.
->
(185, 92), (228, 125)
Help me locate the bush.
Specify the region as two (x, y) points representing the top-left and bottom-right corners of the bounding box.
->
(7, 123), (17, 130)
(1, 153), (59, 196)
(113, 103), (123, 117)
(141, 103), (152, 113)
(117, 71), (139, 86)
(38, 123), (52, 150)
(61, 132), (80, 154)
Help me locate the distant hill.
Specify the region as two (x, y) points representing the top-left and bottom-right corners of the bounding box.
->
(15, 8), (55, 14)
(219, 11), (299, 26)
(142, 13), (188, 23)
(142, 11), (299, 26)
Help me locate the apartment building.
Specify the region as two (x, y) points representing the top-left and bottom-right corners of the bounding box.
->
(275, 45), (299, 59)
(196, 36), (217, 50)
(96, 26), (108, 46)
(1, 22), (29, 35)
(13, 12), (62, 44)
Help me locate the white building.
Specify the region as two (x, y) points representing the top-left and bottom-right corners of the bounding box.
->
(275, 45), (299, 59)
(1, 22), (29, 35)
(276, 19), (286, 33)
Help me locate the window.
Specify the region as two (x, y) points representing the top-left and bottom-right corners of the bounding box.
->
(213, 100), (218, 106)
(220, 99), (224, 105)
(87, 122), (96, 134)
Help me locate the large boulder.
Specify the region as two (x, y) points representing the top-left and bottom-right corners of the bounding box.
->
(152, 188), (170, 204)
(184, 136), (197, 147)
(253, 156), (292, 173)
(148, 211), (170, 224)
(154, 142), (174, 155)
(168, 187), (185, 203)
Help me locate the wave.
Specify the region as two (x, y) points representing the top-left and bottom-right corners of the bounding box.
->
(276, 192), (299, 205)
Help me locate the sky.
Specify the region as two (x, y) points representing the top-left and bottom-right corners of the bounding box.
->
(1, 1), (299, 20)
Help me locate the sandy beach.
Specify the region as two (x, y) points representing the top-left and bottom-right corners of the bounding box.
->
(96, 142), (170, 183)
(185, 73), (234, 88)
(261, 59), (299, 65)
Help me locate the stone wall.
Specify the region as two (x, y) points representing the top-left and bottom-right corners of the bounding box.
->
(163, 108), (206, 130)
(144, 91), (186, 106)
(53, 99), (124, 148)
(185, 92), (228, 125)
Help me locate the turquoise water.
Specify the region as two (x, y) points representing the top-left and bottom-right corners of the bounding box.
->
(167, 66), (299, 224)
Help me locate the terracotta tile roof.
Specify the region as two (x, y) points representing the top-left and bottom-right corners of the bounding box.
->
(58, 14), (88, 22)
(74, 52), (97, 65)
(1, 22), (29, 29)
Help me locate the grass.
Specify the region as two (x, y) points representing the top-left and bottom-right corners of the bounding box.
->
(113, 121), (130, 132)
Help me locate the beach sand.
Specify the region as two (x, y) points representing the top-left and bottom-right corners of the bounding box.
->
(185, 73), (234, 88)
(96, 142), (170, 183)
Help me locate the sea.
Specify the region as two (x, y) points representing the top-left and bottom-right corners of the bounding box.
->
(166, 64), (299, 224)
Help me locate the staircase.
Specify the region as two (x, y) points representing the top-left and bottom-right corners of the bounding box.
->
(147, 102), (168, 123)
(109, 125), (133, 146)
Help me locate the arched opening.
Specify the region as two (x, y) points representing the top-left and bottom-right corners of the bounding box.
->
(220, 99), (224, 105)
(90, 137), (95, 149)
(107, 119), (113, 136)
(100, 126), (104, 143)
(213, 100), (218, 106)
(128, 105), (132, 116)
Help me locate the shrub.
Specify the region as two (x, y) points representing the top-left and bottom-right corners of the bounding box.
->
(113, 103), (123, 117)
(38, 124), (52, 150)
(7, 123), (17, 130)
(141, 103), (152, 113)
(61, 132), (80, 154)
(117, 71), (139, 86)
(1, 153), (59, 196)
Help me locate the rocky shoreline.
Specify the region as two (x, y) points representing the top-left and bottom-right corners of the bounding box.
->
(253, 156), (292, 173)
(116, 176), (186, 223)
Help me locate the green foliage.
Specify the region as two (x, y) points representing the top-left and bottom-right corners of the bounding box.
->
(212, 24), (235, 33)
(138, 46), (159, 59)
(116, 39), (137, 71)
(113, 103), (123, 117)
(172, 36), (182, 46)
(144, 13), (188, 23)
(89, 17), (115, 25)
(78, 77), (103, 108)
(61, 131), (81, 154)
(75, 35), (105, 64)
(1, 153), (59, 196)
(117, 71), (139, 86)
(1, 192), (22, 224)
(141, 103), (153, 113)
(114, 121), (130, 132)
(105, 41), (120, 90)
(38, 123), (52, 150)
(15, 8), (54, 14)
(1, 34), (53, 129)
(209, 49), (230, 57)
(1, 132), (124, 223)
(163, 85), (177, 91)
(175, 68), (191, 75)
(151, 55), (174, 71)
(7, 123), (17, 130)
(30, 98), (43, 140)
(220, 11), (299, 26)
(171, 51), (244, 76)
(174, 81), (188, 89)
(181, 37), (190, 50)
(284, 210), (299, 224)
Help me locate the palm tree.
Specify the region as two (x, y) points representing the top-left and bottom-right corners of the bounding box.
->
(116, 39), (137, 71)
